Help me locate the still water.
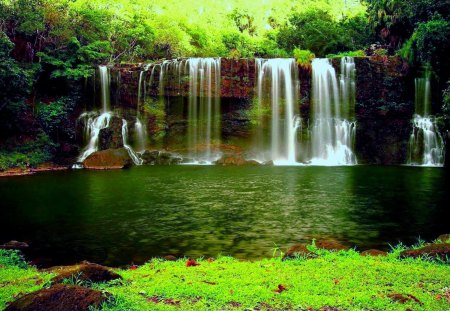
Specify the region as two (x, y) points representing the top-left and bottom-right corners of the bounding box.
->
(0, 165), (448, 266)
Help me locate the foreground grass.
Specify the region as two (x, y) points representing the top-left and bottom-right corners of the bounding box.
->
(1, 249), (449, 311)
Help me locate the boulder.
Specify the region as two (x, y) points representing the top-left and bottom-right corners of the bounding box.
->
(42, 261), (121, 284)
(4, 284), (109, 311)
(83, 148), (132, 170)
(361, 249), (388, 257)
(400, 243), (450, 260)
(0, 240), (29, 250)
(214, 155), (260, 166)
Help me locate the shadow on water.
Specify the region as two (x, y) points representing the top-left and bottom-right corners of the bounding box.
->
(0, 165), (448, 266)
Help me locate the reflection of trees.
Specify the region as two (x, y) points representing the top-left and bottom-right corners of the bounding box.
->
(348, 166), (448, 248)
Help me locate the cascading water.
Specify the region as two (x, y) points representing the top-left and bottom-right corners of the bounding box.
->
(310, 58), (357, 166)
(254, 58), (301, 165)
(186, 58), (221, 163)
(76, 66), (113, 163)
(76, 65), (142, 166)
(135, 69), (148, 151)
(408, 76), (445, 166)
(122, 119), (143, 165)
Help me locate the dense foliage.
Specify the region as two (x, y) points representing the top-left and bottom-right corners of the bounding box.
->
(0, 0), (449, 169)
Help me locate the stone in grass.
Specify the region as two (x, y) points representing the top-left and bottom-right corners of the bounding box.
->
(284, 240), (350, 259)
(4, 284), (109, 311)
(360, 249), (388, 257)
(437, 234), (450, 242)
(0, 240), (29, 250)
(400, 243), (450, 260)
(41, 261), (121, 284)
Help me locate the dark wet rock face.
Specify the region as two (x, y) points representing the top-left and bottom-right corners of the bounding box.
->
(42, 261), (122, 284)
(400, 243), (450, 260)
(83, 148), (132, 169)
(98, 116), (124, 150)
(314, 240), (349, 251)
(140, 150), (183, 165)
(4, 284), (109, 311)
(361, 249), (388, 257)
(0, 240), (29, 250)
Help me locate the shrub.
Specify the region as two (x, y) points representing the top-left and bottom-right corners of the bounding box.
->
(293, 49), (315, 66)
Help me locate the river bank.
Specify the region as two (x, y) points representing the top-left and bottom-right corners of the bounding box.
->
(1, 237), (449, 311)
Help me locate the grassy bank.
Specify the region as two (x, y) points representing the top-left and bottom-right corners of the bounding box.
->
(1, 248), (449, 311)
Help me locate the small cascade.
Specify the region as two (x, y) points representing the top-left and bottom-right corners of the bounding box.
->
(75, 65), (143, 166)
(310, 58), (357, 166)
(186, 58), (221, 163)
(255, 58), (301, 165)
(408, 76), (445, 166)
(77, 112), (112, 162)
(122, 119), (143, 165)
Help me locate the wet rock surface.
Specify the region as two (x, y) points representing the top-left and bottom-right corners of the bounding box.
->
(4, 284), (109, 311)
(83, 148), (132, 169)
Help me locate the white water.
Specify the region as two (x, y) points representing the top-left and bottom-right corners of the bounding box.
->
(122, 119), (144, 165)
(135, 70), (148, 151)
(255, 58), (301, 165)
(408, 77), (444, 166)
(76, 65), (143, 166)
(77, 112), (112, 162)
(186, 58), (221, 162)
(99, 65), (111, 112)
(310, 58), (357, 166)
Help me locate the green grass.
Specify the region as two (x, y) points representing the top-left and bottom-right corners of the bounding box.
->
(1, 249), (449, 311)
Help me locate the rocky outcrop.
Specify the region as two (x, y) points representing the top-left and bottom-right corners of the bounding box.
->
(82, 148), (132, 169)
(4, 284), (109, 311)
(214, 155), (260, 166)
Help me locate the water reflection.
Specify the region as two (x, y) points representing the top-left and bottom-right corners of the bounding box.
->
(0, 166), (448, 266)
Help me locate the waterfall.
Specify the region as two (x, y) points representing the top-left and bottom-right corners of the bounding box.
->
(77, 112), (112, 162)
(122, 119), (143, 165)
(254, 58), (301, 165)
(408, 76), (445, 166)
(135, 69), (148, 151)
(75, 65), (142, 166)
(186, 58), (221, 163)
(99, 65), (111, 112)
(76, 66), (113, 163)
(310, 58), (357, 166)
